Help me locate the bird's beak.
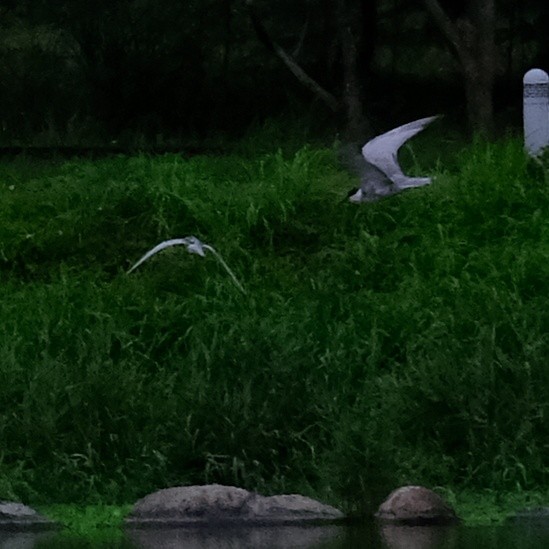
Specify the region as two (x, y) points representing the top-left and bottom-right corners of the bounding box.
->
(348, 188), (363, 203)
(340, 187), (359, 204)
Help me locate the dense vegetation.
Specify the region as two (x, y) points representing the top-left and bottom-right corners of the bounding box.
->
(0, 125), (547, 514)
(1, 0), (548, 143)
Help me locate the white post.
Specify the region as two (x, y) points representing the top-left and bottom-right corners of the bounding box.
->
(523, 68), (549, 156)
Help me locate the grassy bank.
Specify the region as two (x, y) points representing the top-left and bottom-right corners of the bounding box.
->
(0, 129), (547, 515)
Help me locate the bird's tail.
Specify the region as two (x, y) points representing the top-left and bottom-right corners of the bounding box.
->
(394, 176), (432, 190)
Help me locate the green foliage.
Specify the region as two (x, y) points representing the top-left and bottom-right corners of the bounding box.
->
(0, 137), (547, 512)
(442, 488), (549, 526)
(37, 504), (131, 539)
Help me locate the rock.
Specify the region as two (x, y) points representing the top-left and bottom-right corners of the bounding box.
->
(125, 484), (345, 527)
(375, 486), (459, 526)
(0, 501), (59, 532)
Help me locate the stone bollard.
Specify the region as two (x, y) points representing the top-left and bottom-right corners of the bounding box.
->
(523, 68), (549, 156)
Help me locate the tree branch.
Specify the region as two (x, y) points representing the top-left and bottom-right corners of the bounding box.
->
(422, 0), (462, 57)
(245, 0), (340, 112)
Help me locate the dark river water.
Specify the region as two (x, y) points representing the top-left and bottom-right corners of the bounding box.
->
(4, 521), (549, 548)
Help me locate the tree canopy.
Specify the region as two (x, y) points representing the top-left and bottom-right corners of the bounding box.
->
(0, 0), (546, 144)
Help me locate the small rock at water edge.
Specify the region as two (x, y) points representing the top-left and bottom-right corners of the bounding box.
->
(375, 486), (459, 525)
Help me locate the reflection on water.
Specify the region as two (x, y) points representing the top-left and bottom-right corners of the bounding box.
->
(378, 524), (458, 549)
(127, 524), (349, 548)
(5, 521), (549, 548)
(0, 532), (54, 549)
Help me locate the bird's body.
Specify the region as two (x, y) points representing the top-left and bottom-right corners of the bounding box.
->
(347, 115), (439, 203)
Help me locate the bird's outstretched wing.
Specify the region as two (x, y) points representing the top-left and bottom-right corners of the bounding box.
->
(361, 115), (439, 183)
(127, 237), (205, 274)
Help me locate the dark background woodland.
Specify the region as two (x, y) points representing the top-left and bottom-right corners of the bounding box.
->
(0, 0), (548, 146)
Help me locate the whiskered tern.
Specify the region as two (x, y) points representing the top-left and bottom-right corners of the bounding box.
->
(347, 115), (440, 203)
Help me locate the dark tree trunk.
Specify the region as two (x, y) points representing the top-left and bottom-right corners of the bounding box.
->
(462, 0), (496, 135)
(336, 0), (372, 141)
(462, 58), (495, 137)
(533, 2), (549, 70)
(423, 0), (497, 137)
(221, 0), (234, 77)
(359, 0), (377, 80)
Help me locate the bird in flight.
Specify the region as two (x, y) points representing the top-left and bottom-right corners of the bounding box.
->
(127, 236), (206, 274)
(127, 235), (246, 293)
(346, 115), (440, 203)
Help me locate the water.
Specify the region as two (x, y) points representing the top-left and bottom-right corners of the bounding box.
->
(4, 521), (549, 548)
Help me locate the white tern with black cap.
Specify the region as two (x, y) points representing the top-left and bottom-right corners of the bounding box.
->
(348, 115), (440, 203)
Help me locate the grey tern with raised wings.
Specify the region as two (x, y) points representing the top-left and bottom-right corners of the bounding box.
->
(347, 115), (440, 203)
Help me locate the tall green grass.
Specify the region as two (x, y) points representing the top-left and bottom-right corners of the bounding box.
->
(0, 136), (547, 515)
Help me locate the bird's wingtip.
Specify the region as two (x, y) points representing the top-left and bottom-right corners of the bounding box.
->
(418, 114), (442, 125)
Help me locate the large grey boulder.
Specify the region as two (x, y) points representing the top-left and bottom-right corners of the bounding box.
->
(125, 484), (345, 528)
(375, 486), (459, 526)
(0, 501), (58, 532)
